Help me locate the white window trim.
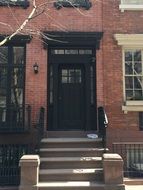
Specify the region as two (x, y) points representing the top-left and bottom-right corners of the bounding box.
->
(115, 34), (143, 113)
(119, 4), (143, 12)
(119, 0), (143, 12)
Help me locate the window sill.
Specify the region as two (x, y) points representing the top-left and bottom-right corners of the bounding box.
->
(119, 4), (143, 12)
(122, 105), (143, 113)
(126, 101), (143, 106)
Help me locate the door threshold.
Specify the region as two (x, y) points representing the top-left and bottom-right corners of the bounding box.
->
(46, 130), (98, 138)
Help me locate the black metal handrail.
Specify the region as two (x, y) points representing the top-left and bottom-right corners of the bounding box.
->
(35, 107), (45, 150)
(98, 106), (108, 151)
(0, 104), (31, 133)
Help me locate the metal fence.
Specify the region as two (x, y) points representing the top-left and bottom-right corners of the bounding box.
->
(113, 142), (143, 178)
(0, 104), (31, 133)
(0, 144), (30, 186)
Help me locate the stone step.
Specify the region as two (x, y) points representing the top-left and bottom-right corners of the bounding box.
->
(39, 168), (103, 181)
(46, 131), (98, 138)
(38, 181), (125, 190)
(39, 147), (106, 157)
(40, 157), (102, 169)
(40, 138), (102, 148)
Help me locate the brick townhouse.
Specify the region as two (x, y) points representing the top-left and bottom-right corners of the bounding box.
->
(0, 0), (143, 187)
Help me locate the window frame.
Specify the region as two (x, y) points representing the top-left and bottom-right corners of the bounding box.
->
(0, 0), (29, 8)
(123, 48), (143, 105)
(115, 34), (143, 112)
(0, 44), (26, 108)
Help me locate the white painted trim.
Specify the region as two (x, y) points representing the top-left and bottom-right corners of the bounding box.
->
(114, 34), (143, 47)
(119, 4), (143, 12)
(122, 105), (143, 112)
(126, 101), (143, 106)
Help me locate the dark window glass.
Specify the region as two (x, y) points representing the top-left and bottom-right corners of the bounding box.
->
(0, 46), (25, 107)
(0, 0), (29, 8)
(54, 0), (92, 9)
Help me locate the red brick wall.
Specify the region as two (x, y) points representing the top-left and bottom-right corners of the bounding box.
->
(0, 0), (103, 144)
(0, 0), (143, 147)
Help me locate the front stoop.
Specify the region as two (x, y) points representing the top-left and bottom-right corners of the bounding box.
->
(37, 137), (125, 190)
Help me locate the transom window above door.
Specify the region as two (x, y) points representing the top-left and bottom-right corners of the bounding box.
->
(51, 49), (92, 55)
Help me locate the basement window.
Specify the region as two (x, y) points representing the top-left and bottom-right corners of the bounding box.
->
(54, 0), (92, 10)
(0, 0), (29, 8)
(119, 0), (143, 12)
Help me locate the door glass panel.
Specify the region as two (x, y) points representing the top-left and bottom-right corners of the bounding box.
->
(13, 47), (24, 65)
(50, 66), (53, 104)
(61, 68), (82, 84)
(51, 49), (92, 55)
(0, 47), (8, 65)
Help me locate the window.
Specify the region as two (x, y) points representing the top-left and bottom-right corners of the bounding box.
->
(124, 50), (143, 101)
(54, 0), (92, 10)
(0, 0), (29, 8)
(119, 0), (143, 12)
(115, 34), (143, 112)
(0, 46), (25, 110)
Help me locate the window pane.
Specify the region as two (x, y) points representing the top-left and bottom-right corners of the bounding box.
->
(75, 69), (81, 83)
(125, 51), (132, 61)
(62, 69), (68, 76)
(126, 90), (133, 100)
(134, 76), (142, 89)
(79, 49), (92, 54)
(62, 76), (68, 83)
(125, 77), (133, 89)
(134, 90), (142, 100)
(51, 49), (65, 54)
(13, 47), (24, 65)
(125, 62), (133, 74)
(0, 89), (6, 105)
(0, 47), (8, 65)
(11, 88), (23, 105)
(12, 68), (24, 88)
(0, 68), (7, 88)
(134, 50), (141, 61)
(65, 50), (78, 54)
(134, 62), (142, 75)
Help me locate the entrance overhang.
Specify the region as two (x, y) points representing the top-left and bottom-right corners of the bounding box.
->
(42, 31), (103, 49)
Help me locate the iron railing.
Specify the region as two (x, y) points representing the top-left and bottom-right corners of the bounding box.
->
(35, 107), (45, 150)
(113, 142), (143, 177)
(98, 106), (108, 151)
(0, 144), (30, 186)
(0, 104), (31, 133)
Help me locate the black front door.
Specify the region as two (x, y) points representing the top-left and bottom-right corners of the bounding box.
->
(48, 48), (97, 131)
(58, 65), (85, 130)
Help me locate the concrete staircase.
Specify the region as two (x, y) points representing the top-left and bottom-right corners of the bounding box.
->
(37, 134), (124, 190)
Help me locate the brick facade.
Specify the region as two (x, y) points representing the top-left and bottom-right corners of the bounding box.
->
(0, 0), (143, 148)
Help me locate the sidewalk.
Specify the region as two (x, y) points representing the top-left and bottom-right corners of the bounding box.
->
(125, 185), (143, 190)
